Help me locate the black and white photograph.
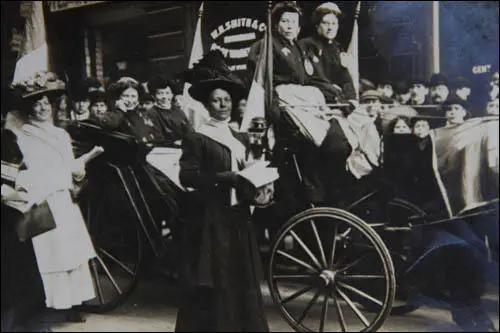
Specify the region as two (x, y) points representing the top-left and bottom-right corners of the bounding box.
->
(1, 1), (498, 332)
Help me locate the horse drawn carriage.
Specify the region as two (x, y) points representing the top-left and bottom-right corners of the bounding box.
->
(65, 97), (498, 331)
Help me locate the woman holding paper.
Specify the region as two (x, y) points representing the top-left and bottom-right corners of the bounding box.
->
(4, 73), (103, 324)
(175, 51), (269, 332)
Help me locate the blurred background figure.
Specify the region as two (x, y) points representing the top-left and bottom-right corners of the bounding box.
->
(412, 118), (431, 139)
(388, 116), (412, 134)
(142, 93), (155, 111)
(409, 78), (429, 106)
(444, 97), (469, 126)
(486, 98), (499, 116)
(88, 91), (109, 122)
(452, 76), (472, 103)
(428, 73), (450, 105)
(230, 98), (247, 132)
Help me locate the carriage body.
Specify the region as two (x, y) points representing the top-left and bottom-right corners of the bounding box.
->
(66, 110), (498, 331)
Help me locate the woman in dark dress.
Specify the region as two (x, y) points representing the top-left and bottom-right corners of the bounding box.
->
(175, 51), (269, 332)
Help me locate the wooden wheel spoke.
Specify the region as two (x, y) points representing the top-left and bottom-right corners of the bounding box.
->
(319, 294), (330, 332)
(310, 220), (328, 268)
(297, 289), (321, 324)
(334, 293), (347, 332)
(90, 259), (105, 304)
(96, 256), (123, 295)
(341, 274), (386, 280)
(329, 225), (339, 269)
(336, 287), (370, 327)
(338, 281), (383, 307)
(277, 250), (319, 273)
(280, 285), (314, 305)
(273, 274), (314, 280)
(337, 254), (368, 273)
(97, 248), (134, 276)
(290, 230), (323, 270)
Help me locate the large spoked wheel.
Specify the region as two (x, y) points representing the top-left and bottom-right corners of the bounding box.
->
(78, 171), (143, 313)
(268, 207), (396, 332)
(348, 196), (426, 316)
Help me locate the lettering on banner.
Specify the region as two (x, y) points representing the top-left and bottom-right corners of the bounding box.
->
(208, 17), (266, 73)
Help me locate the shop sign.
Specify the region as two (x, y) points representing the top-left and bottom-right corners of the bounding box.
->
(48, 1), (106, 13)
(472, 64), (492, 75)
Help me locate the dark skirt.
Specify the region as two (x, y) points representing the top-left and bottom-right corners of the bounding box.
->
(175, 204), (269, 332)
(1, 205), (46, 331)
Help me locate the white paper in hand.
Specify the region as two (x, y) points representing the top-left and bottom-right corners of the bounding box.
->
(238, 161), (279, 188)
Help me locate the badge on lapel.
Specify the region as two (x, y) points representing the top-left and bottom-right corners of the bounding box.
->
(304, 59), (314, 75)
(312, 55), (320, 63)
(281, 47), (291, 56)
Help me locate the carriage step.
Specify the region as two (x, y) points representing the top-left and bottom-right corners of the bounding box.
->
(384, 226), (411, 231)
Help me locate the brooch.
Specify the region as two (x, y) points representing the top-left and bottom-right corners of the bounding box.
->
(281, 47), (291, 56)
(304, 59), (314, 76)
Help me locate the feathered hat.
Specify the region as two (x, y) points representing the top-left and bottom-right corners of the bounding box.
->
(185, 50), (246, 103)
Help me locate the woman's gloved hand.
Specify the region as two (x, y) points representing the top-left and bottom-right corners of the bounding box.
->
(214, 171), (239, 187)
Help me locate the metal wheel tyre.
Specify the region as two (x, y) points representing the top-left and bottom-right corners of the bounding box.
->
(268, 207), (396, 332)
(79, 175), (143, 313)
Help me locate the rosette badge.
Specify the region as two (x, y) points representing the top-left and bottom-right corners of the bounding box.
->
(11, 71), (66, 99)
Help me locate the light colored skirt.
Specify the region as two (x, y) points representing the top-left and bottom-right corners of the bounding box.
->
(41, 261), (96, 309)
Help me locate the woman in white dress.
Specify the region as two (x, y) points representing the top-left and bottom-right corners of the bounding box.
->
(6, 73), (99, 322)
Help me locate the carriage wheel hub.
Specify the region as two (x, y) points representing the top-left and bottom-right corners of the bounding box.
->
(319, 270), (337, 285)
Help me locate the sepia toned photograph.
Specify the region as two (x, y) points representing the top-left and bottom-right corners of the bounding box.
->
(1, 1), (498, 332)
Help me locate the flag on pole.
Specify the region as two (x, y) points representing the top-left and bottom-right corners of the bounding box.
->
(12, 1), (49, 85)
(183, 2), (210, 131)
(240, 2), (273, 132)
(345, 1), (361, 100)
(240, 33), (269, 131)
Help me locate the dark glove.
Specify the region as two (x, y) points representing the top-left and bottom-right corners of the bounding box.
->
(214, 171), (239, 187)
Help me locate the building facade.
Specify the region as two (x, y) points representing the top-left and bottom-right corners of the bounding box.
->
(2, 1), (498, 97)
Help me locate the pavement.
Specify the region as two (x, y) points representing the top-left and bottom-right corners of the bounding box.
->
(51, 267), (499, 332)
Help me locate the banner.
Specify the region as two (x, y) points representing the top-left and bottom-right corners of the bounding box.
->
(201, 1), (267, 76)
(431, 117), (499, 217)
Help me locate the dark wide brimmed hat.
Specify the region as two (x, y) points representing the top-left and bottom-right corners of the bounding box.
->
(186, 50), (247, 103)
(11, 71), (66, 100)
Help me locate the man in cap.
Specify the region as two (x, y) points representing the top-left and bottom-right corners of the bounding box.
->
(360, 89), (383, 119)
(428, 73), (450, 105)
(408, 78), (429, 106)
(299, 2), (356, 103)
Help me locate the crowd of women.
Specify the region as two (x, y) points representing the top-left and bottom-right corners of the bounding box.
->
(1, 1), (498, 332)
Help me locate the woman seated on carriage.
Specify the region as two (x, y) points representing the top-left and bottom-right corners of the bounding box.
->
(247, 1), (369, 207)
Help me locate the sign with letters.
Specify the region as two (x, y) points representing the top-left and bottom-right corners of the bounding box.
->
(202, 2), (267, 74)
(48, 1), (106, 13)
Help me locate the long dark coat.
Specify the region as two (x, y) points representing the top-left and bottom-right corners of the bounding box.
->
(1, 129), (46, 331)
(175, 130), (269, 332)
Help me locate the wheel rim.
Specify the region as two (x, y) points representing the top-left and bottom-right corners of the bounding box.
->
(79, 173), (143, 313)
(268, 208), (395, 332)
